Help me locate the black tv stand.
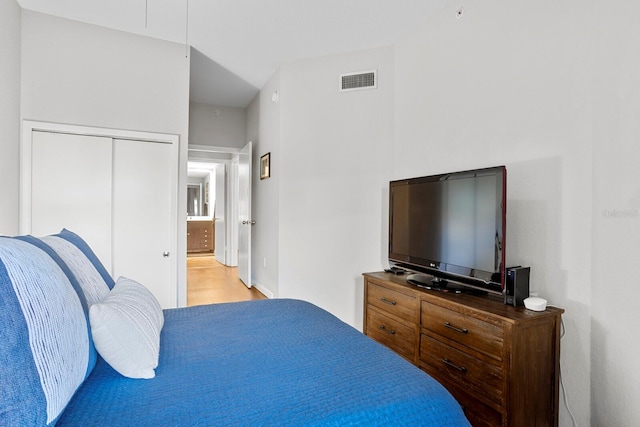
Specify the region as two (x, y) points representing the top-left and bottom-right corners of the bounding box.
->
(407, 273), (445, 289)
(406, 273), (487, 295)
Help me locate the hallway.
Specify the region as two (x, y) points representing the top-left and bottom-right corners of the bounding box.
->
(187, 255), (266, 306)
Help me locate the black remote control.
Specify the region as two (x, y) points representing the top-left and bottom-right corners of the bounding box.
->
(385, 267), (406, 275)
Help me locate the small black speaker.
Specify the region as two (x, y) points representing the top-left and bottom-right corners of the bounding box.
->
(504, 266), (530, 306)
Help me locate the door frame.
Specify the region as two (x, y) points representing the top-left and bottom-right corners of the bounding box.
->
(188, 144), (242, 267)
(21, 120), (181, 303)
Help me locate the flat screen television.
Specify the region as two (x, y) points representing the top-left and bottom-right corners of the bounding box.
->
(388, 166), (506, 294)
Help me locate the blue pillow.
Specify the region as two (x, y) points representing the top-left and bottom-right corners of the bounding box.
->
(46, 228), (115, 290)
(0, 237), (91, 426)
(41, 230), (112, 305)
(15, 236), (90, 311)
(16, 235), (98, 377)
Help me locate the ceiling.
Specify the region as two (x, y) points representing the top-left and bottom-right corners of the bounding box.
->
(188, 161), (220, 179)
(17, 0), (447, 108)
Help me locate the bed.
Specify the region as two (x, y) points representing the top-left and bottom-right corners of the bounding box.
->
(0, 230), (470, 426)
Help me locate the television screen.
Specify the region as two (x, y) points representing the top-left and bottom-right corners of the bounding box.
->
(389, 166), (506, 294)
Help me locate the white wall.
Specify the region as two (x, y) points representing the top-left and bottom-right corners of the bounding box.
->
(21, 11), (190, 137)
(277, 47), (394, 327)
(21, 11), (191, 306)
(246, 71), (280, 298)
(394, 1), (594, 425)
(0, 0), (22, 235)
(189, 102), (246, 148)
(590, 1), (640, 425)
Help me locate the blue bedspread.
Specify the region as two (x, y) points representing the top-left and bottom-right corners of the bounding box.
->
(58, 299), (469, 426)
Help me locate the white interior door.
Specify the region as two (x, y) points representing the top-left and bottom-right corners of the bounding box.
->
(112, 139), (177, 308)
(30, 131), (113, 268)
(237, 141), (252, 287)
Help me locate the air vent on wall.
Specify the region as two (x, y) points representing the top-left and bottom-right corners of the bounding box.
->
(339, 70), (377, 92)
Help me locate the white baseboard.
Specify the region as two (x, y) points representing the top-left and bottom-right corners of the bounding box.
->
(253, 283), (274, 299)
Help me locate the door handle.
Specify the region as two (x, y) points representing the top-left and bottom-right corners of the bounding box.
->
(163, 251), (170, 257)
(242, 220), (256, 225)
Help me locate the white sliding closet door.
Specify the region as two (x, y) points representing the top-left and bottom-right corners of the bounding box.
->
(25, 124), (179, 309)
(112, 139), (176, 308)
(30, 131), (113, 268)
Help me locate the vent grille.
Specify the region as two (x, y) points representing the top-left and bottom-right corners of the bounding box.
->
(339, 70), (377, 92)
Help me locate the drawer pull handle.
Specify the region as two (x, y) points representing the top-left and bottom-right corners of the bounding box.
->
(444, 322), (468, 334)
(379, 325), (396, 335)
(443, 358), (467, 373)
(380, 297), (397, 306)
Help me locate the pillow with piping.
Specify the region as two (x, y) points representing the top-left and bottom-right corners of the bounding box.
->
(89, 276), (164, 379)
(40, 228), (113, 306)
(0, 237), (91, 426)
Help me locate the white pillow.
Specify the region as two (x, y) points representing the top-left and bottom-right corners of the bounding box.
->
(89, 277), (164, 379)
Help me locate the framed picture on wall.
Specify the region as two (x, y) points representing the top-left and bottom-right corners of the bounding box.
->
(260, 152), (271, 180)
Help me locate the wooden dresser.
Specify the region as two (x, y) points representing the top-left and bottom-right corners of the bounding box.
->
(187, 220), (214, 254)
(363, 272), (563, 427)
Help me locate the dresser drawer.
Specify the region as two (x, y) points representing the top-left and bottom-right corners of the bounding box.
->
(420, 333), (504, 406)
(364, 272), (563, 427)
(366, 307), (416, 360)
(427, 371), (503, 427)
(421, 300), (504, 359)
(367, 282), (418, 322)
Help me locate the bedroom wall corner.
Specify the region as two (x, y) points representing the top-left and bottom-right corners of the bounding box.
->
(277, 47), (394, 328)
(247, 70), (281, 299)
(0, 0), (21, 235)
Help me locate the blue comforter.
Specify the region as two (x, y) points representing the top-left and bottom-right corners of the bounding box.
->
(58, 299), (469, 426)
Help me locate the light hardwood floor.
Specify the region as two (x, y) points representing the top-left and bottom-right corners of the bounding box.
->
(187, 255), (266, 306)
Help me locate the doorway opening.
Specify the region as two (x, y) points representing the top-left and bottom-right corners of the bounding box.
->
(186, 145), (261, 305)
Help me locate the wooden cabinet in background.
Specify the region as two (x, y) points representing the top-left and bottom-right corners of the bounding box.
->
(363, 272), (564, 427)
(187, 220), (214, 254)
